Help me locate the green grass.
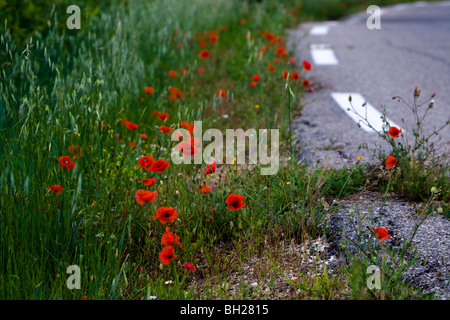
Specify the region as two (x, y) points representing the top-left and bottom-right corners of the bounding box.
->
(0, 0), (448, 300)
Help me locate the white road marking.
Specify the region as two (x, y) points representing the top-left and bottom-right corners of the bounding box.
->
(310, 44), (339, 65)
(331, 93), (403, 133)
(310, 26), (329, 35)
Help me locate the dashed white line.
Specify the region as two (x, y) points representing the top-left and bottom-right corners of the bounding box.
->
(331, 93), (403, 133)
(310, 44), (339, 65)
(309, 26), (329, 35)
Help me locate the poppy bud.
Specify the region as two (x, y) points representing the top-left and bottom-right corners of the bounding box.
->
(348, 95), (352, 102)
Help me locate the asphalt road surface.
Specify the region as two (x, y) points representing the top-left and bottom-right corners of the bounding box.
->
(289, 1), (450, 168)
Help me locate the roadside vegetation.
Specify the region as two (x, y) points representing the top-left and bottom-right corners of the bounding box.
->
(0, 0), (447, 300)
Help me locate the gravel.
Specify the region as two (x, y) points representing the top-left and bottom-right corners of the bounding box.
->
(325, 190), (449, 299)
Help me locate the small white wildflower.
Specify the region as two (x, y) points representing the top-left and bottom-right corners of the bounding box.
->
(165, 280), (173, 285)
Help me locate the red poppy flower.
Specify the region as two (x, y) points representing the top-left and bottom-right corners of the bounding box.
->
(303, 60), (312, 72)
(158, 113), (170, 121)
(152, 111), (159, 117)
(119, 118), (127, 124)
(252, 74), (260, 82)
(198, 39), (207, 47)
(159, 246), (176, 265)
(159, 125), (173, 134)
(273, 57), (284, 64)
(386, 155), (398, 169)
(240, 19), (247, 25)
(373, 227), (391, 241)
(289, 57), (295, 64)
(216, 90), (226, 99)
(135, 156), (154, 171)
(129, 142), (137, 148)
(249, 82), (256, 88)
(263, 32), (275, 41)
(168, 70), (177, 78)
(135, 189), (157, 205)
(181, 68), (189, 75)
(199, 184), (211, 193)
(303, 79), (310, 87)
(59, 156), (76, 171)
(198, 68), (206, 74)
(68, 145), (83, 158)
(225, 194), (246, 211)
(150, 159), (170, 173)
(205, 161), (216, 174)
(183, 262), (195, 271)
(161, 227), (182, 248)
(200, 50), (210, 58)
(180, 122), (189, 129)
(388, 126), (402, 138)
(275, 47), (287, 57)
(190, 137), (200, 146)
(291, 72), (299, 80)
(282, 71), (289, 79)
(177, 140), (200, 157)
(125, 121), (138, 130)
(209, 35), (219, 43)
(187, 124), (196, 135)
(81, 296), (87, 300)
(139, 178), (156, 186)
(267, 64), (275, 73)
(48, 185), (63, 194)
(145, 87), (154, 95)
(168, 87), (184, 100)
(140, 133), (148, 139)
(153, 207), (178, 224)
